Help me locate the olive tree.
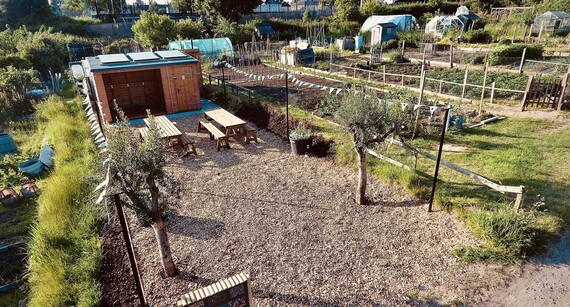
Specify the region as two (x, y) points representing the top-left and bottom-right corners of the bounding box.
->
(106, 108), (179, 277)
(336, 91), (405, 205)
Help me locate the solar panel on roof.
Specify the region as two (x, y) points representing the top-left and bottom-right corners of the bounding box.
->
(155, 50), (188, 59)
(99, 54), (130, 64)
(127, 52), (160, 61)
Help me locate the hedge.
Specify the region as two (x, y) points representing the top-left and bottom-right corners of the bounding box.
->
(488, 44), (544, 66)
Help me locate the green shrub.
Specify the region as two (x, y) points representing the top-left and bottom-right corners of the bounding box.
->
(467, 207), (536, 259)
(488, 44), (543, 66)
(463, 29), (492, 44)
(460, 54), (485, 65)
(499, 38), (512, 45)
(388, 51), (408, 63)
(380, 39), (398, 50)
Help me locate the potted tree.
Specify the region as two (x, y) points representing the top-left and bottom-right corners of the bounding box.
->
(289, 127), (313, 155)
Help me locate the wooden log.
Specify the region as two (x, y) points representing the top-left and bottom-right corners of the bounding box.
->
(518, 47), (527, 74)
(367, 149), (411, 171)
(490, 81), (496, 104)
(557, 73), (569, 111)
(479, 61), (489, 115)
(460, 69), (469, 102)
(390, 138), (525, 195)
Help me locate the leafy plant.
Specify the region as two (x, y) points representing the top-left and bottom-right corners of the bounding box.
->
(290, 126), (314, 141)
(132, 11), (177, 50)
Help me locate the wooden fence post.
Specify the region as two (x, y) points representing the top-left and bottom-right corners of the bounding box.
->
(514, 186), (525, 210)
(460, 69), (469, 102)
(479, 61), (489, 115)
(449, 45), (454, 68)
(557, 73), (569, 111)
(401, 40), (406, 58)
(383, 65), (386, 83)
(518, 47), (527, 74)
(401, 75), (405, 86)
(490, 81), (496, 104)
(438, 80), (443, 94)
(329, 44), (333, 74)
(353, 68), (356, 79)
(368, 70), (371, 82)
(520, 74), (534, 111)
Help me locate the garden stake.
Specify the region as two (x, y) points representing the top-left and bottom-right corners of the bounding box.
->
(428, 107), (450, 212)
(113, 194), (147, 307)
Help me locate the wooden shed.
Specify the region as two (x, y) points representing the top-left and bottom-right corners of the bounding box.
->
(82, 50), (202, 122)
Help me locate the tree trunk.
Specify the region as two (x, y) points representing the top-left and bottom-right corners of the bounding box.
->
(356, 146), (367, 205)
(147, 174), (178, 277)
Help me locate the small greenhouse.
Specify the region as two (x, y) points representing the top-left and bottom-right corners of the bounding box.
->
(169, 37), (234, 61)
(533, 11), (570, 33)
(361, 14), (416, 33)
(424, 6), (479, 38)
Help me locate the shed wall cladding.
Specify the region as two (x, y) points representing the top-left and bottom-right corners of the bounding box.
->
(84, 51), (202, 122)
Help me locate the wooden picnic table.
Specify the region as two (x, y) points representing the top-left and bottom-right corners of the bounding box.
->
(142, 115), (183, 149)
(204, 108), (247, 141)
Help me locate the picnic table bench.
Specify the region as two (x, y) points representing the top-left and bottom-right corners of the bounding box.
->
(198, 118), (230, 151)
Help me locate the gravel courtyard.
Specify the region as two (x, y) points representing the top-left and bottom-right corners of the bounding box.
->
(120, 115), (513, 306)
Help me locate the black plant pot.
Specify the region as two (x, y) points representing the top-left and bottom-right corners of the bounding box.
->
(290, 138), (312, 155)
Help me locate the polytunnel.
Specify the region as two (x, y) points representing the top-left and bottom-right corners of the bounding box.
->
(169, 38), (234, 61)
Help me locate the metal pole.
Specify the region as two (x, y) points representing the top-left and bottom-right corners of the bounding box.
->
(428, 107), (450, 212)
(286, 72), (289, 140)
(113, 194), (147, 307)
(222, 64), (227, 108)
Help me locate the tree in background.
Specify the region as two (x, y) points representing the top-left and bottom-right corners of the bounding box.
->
(335, 91), (405, 205)
(0, 66), (40, 124)
(106, 109), (180, 277)
(176, 18), (206, 39)
(196, 0), (262, 23)
(213, 18), (255, 45)
(132, 11), (176, 50)
(333, 0), (361, 22)
(0, 0), (54, 26)
(172, 0), (194, 13)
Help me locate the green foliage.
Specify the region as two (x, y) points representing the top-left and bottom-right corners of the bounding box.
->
(488, 43), (543, 66)
(358, 1), (459, 20)
(196, 0), (262, 23)
(466, 208), (536, 259)
(328, 20), (361, 37)
(379, 39), (398, 49)
(460, 54), (485, 65)
(102, 39), (132, 54)
(396, 31), (423, 48)
(132, 11), (177, 50)
(388, 51), (408, 63)
(171, 0), (194, 12)
(176, 18), (206, 40)
(213, 18), (255, 45)
(463, 29), (492, 44)
(290, 126), (314, 141)
(316, 94), (342, 116)
(302, 10), (312, 23)
(27, 96), (103, 306)
(0, 66), (41, 124)
(537, 0), (570, 15)
(334, 0), (361, 22)
(336, 91), (404, 149)
(1, 0), (54, 26)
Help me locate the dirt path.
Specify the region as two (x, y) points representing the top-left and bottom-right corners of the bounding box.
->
(484, 233), (570, 306)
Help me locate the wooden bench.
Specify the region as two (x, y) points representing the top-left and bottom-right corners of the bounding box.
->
(180, 134), (197, 156)
(244, 124), (257, 144)
(198, 118), (230, 151)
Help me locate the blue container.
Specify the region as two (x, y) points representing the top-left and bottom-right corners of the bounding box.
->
(0, 134), (17, 156)
(39, 145), (55, 168)
(18, 159), (44, 176)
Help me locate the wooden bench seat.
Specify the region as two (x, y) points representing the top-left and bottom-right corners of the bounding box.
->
(180, 134), (197, 156)
(198, 118), (230, 151)
(244, 124), (258, 144)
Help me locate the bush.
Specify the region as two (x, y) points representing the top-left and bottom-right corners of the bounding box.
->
(499, 38), (512, 45)
(463, 29), (492, 44)
(388, 51), (408, 63)
(460, 54), (485, 65)
(316, 94), (341, 116)
(467, 208), (536, 259)
(488, 44), (543, 66)
(176, 18), (205, 40)
(379, 39), (398, 50)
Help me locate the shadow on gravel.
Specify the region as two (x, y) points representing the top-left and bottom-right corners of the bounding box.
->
(537, 233), (570, 266)
(167, 214), (226, 240)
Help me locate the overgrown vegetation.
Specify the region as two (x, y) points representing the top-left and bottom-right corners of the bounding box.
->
(488, 44), (544, 66)
(26, 96), (103, 306)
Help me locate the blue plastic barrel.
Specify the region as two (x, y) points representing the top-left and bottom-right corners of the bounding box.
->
(38, 145), (55, 168)
(0, 134), (17, 156)
(18, 159), (44, 176)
